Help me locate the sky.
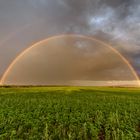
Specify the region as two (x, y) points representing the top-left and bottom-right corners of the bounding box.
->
(0, 0), (140, 80)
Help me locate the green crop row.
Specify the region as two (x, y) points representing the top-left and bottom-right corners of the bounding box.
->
(0, 87), (140, 140)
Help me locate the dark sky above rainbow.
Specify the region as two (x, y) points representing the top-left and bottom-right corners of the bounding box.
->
(0, 0), (140, 79)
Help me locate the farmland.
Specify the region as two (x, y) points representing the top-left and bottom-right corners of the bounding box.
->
(0, 87), (140, 140)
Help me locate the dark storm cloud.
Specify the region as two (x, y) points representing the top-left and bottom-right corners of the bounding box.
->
(0, 0), (140, 78)
(56, 0), (140, 76)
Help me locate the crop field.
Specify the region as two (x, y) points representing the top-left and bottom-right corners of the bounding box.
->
(0, 87), (140, 140)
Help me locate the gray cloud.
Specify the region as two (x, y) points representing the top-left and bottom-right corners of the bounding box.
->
(0, 0), (140, 79)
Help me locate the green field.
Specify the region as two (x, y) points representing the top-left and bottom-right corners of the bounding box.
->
(0, 87), (140, 140)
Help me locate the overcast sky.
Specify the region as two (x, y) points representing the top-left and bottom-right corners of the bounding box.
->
(0, 0), (140, 79)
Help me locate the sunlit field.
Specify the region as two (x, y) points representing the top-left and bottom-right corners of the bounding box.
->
(0, 87), (140, 140)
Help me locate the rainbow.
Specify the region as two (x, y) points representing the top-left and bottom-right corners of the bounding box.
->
(0, 34), (139, 85)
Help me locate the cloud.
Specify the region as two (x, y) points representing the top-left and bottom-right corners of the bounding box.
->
(0, 0), (140, 78)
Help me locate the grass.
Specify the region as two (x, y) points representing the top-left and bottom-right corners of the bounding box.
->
(0, 87), (140, 140)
